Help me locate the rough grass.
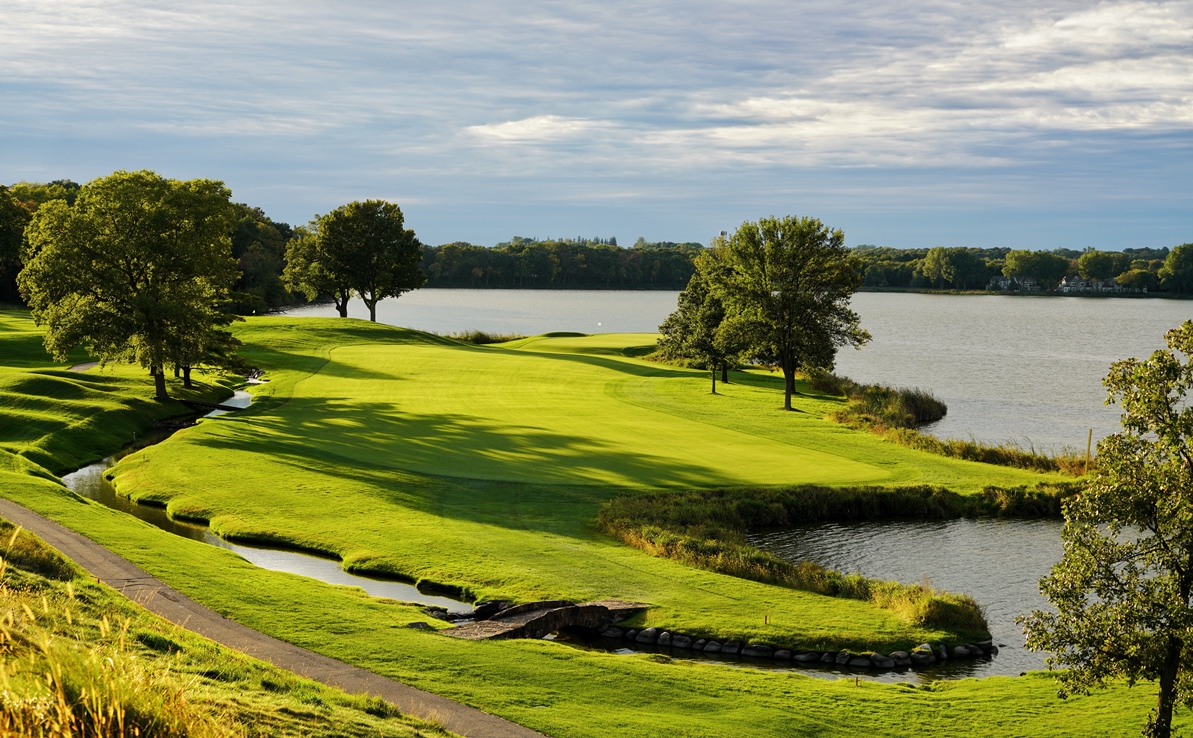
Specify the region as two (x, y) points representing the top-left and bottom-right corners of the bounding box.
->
(805, 368), (948, 427)
(439, 330), (528, 344)
(0, 519), (452, 738)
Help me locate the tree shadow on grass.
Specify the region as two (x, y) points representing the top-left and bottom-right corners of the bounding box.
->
(196, 396), (743, 494)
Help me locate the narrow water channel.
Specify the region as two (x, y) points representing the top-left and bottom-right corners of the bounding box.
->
(60, 388), (473, 615)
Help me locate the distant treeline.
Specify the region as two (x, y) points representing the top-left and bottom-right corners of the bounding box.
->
(4, 180), (1192, 313)
(854, 245), (1186, 293)
(419, 237), (703, 290)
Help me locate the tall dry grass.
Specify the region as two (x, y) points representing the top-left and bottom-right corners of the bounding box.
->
(0, 525), (234, 738)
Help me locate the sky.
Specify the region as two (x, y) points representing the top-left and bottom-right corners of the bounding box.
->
(2, 1), (1191, 249)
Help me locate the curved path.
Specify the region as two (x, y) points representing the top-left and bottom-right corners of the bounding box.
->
(0, 497), (545, 738)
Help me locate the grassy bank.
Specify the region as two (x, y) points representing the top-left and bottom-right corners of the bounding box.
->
(0, 519), (451, 737)
(1, 310), (1181, 736)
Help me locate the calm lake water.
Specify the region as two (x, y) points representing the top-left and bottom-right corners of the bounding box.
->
(749, 519), (1064, 678)
(284, 290), (1193, 451)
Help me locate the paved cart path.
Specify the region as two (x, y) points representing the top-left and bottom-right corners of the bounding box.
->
(0, 498), (545, 738)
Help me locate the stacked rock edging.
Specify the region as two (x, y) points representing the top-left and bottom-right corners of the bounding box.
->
(600, 627), (998, 672)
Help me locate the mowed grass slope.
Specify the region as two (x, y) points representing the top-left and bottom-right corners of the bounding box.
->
(111, 318), (1060, 650)
(0, 309), (232, 475)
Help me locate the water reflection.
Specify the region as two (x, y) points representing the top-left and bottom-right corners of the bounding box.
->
(748, 518), (1064, 677)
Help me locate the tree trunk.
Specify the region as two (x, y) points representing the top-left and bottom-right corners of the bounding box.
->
(721, 363), (729, 385)
(152, 367), (169, 401)
(335, 289), (349, 318)
(366, 293), (378, 322)
(1151, 635), (1183, 738)
(173, 365), (180, 378)
(183, 366), (193, 389)
(783, 367), (795, 410)
(710, 364), (717, 394)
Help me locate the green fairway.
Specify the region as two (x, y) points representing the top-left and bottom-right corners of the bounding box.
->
(1, 310), (1183, 736)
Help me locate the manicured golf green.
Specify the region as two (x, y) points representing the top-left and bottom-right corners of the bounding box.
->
(5, 310), (1176, 737)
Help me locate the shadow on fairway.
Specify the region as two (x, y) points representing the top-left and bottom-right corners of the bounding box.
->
(194, 396), (744, 494)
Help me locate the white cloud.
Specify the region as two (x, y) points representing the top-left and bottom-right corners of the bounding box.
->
(0, 0), (1189, 242)
(467, 116), (611, 143)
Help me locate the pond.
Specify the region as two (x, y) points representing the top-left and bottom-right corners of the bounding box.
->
(748, 518), (1065, 678)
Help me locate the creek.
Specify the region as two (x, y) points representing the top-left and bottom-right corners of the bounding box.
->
(60, 389), (474, 615)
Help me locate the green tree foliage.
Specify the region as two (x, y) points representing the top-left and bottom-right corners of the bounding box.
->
(1159, 244), (1193, 295)
(0, 186), (32, 304)
(283, 225), (354, 317)
(919, 247), (990, 290)
(18, 170), (239, 400)
(9, 180), (81, 209)
(1002, 250), (1072, 289)
(420, 238), (701, 289)
(1117, 268), (1160, 292)
(229, 204), (295, 313)
(1021, 321), (1193, 738)
(318, 200), (425, 322)
(1078, 250), (1131, 281)
(656, 266), (736, 393)
(285, 201), (425, 322)
(704, 216), (870, 411)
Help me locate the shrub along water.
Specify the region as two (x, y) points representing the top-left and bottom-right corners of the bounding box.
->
(441, 330), (528, 345)
(806, 369), (1087, 475)
(598, 483), (1077, 633)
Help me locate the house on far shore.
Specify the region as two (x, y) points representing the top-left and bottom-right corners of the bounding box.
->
(1058, 276), (1130, 294)
(987, 275), (1040, 292)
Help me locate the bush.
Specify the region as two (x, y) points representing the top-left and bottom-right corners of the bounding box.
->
(805, 369), (946, 428)
(806, 369), (1089, 475)
(443, 330), (527, 345)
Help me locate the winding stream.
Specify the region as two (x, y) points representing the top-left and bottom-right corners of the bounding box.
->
(60, 388), (474, 615)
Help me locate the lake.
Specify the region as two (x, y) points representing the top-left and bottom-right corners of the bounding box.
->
(283, 289), (1193, 450)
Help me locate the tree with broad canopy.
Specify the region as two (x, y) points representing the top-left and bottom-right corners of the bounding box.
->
(18, 170), (240, 400)
(285, 200), (425, 322)
(1021, 320), (1193, 738)
(702, 216), (869, 411)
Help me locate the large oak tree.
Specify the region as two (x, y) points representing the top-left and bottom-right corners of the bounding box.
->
(704, 216), (869, 411)
(18, 170), (239, 400)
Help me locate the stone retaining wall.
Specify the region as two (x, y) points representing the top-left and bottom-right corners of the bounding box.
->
(600, 626), (998, 671)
